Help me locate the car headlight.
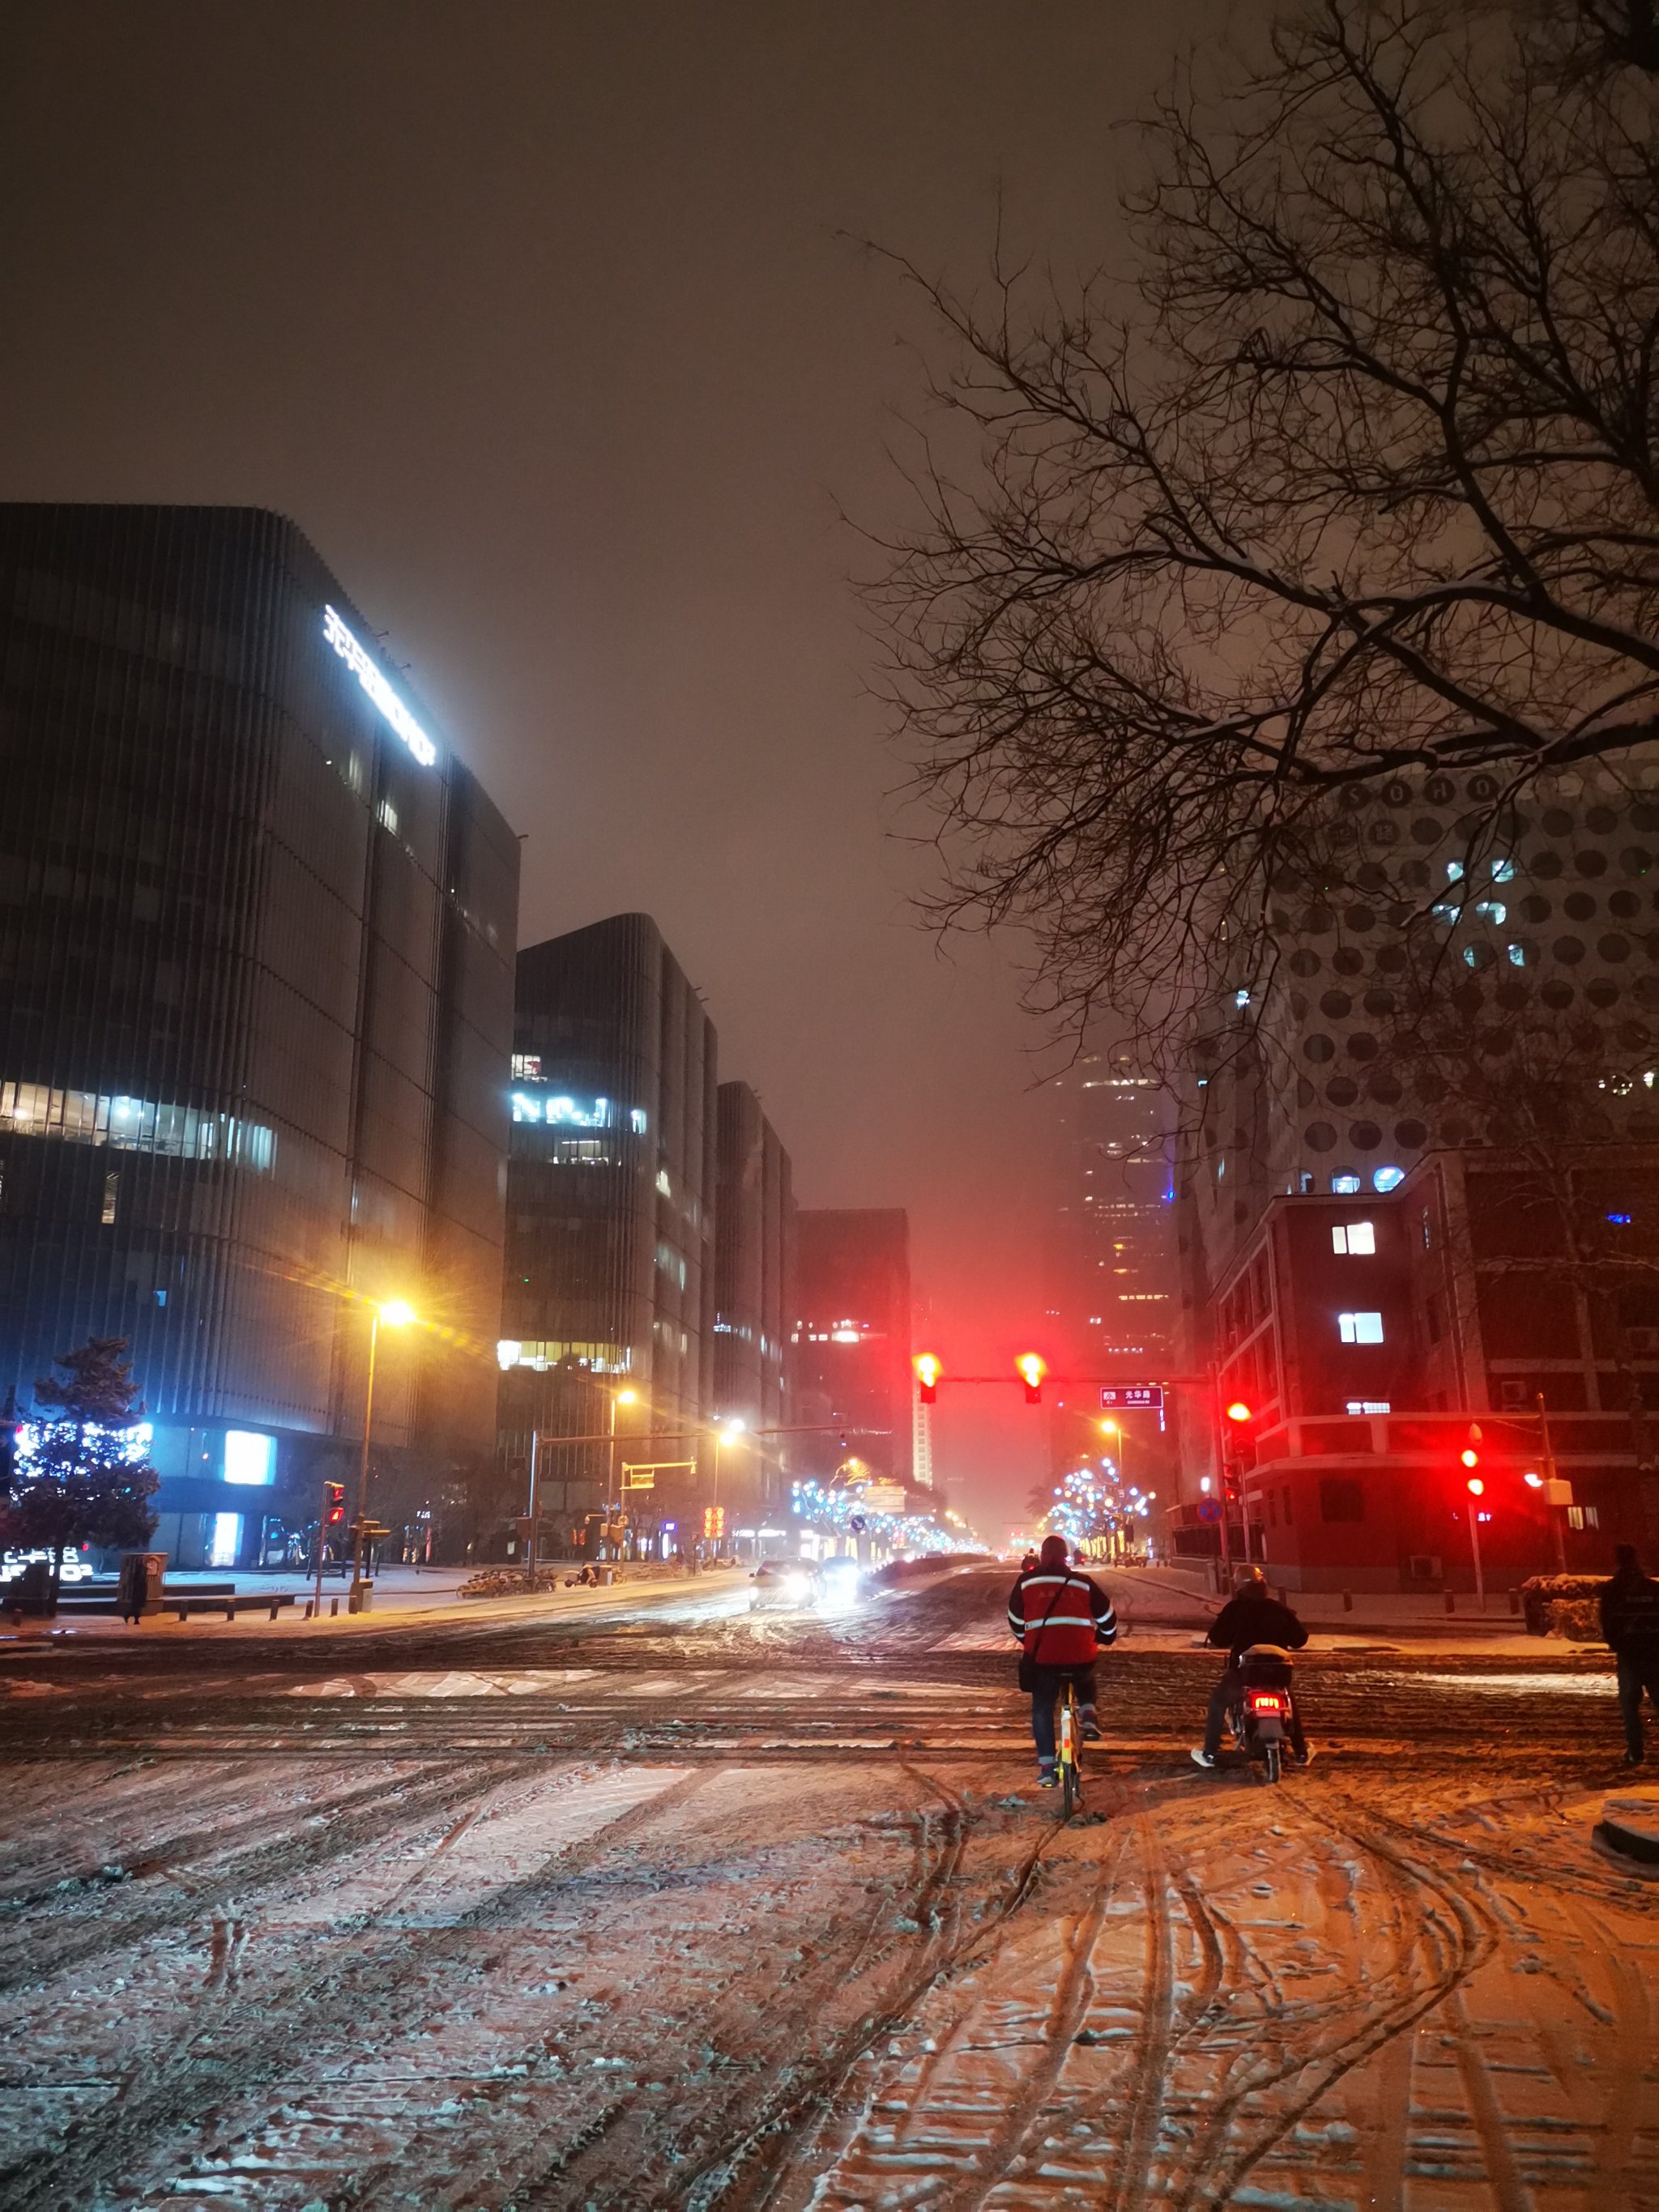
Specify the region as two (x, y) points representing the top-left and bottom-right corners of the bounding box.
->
(782, 1573), (811, 1600)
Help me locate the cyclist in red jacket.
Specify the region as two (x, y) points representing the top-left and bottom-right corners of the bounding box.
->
(1008, 1534), (1117, 1785)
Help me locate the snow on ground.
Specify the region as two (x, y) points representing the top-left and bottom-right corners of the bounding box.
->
(0, 1566), (1652, 2209)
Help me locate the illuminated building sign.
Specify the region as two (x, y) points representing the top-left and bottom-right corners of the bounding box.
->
(322, 606), (437, 768)
(511, 1093), (610, 1127)
(1098, 1384), (1164, 1412)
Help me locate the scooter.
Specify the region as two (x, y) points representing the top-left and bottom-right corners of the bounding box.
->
(1227, 1643), (1296, 1783)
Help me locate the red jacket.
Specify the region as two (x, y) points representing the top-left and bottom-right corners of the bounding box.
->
(1008, 1568), (1116, 1669)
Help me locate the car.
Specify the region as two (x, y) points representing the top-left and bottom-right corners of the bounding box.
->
(750, 1559), (820, 1611)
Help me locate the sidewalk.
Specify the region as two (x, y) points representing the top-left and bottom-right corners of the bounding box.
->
(0, 1566), (753, 1644)
(1108, 1562), (1565, 1643)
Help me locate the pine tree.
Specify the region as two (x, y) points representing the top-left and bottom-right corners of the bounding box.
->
(2, 1339), (158, 1603)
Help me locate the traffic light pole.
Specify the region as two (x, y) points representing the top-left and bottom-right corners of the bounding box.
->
(1465, 1491), (1486, 1610)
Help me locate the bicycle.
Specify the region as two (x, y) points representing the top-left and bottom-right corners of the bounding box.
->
(1056, 1679), (1083, 1815)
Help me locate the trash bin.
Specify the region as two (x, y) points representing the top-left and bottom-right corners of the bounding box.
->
(595, 1564), (616, 1588)
(348, 1577), (375, 1613)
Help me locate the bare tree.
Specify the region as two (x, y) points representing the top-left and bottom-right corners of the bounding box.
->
(875, 0), (1659, 1059)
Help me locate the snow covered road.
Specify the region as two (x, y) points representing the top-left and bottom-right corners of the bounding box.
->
(1, 1566), (1653, 2209)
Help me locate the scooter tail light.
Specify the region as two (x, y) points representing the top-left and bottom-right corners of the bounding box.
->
(1247, 1692), (1286, 1713)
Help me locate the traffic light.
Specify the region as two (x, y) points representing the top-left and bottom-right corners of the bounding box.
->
(325, 1482), (346, 1525)
(1017, 1353), (1047, 1404)
(1225, 1400), (1252, 1425)
(1461, 1421), (1482, 1473)
(914, 1353), (941, 1404)
(1465, 1476), (1484, 1497)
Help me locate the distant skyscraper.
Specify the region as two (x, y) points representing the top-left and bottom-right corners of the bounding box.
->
(713, 1080), (794, 1515)
(498, 913), (716, 1545)
(791, 1208), (913, 1486)
(0, 504), (518, 1567)
(1047, 1054), (1177, 1376)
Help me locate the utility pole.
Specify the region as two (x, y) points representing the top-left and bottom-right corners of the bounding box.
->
(1536, 1392), (1567, 1573)
(525, 1429), (539, 1582)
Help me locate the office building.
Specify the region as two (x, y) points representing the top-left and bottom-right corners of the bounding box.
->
(498, 913), (717, 1549)
(1047, 1051), (1177, 1372)
(1170, 758), (1659, 1579)
(0, 504), (518, 1566)
(713, 1080), (794, 1521)
(791, 1208), (913, 1488)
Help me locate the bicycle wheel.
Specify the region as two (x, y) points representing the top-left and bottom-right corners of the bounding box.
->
(1059, 1690), (1081, 1813)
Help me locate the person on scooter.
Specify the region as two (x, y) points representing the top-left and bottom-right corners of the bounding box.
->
(1190, 1566), (1313, 1769)
(1008, 1534), (1116, 1786)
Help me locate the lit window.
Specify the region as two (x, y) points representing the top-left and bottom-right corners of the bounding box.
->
(1446, 860), (1465, 882)
(1372, 1166), (1405, 1192)
(208, 1512), (242, 1567)
(1507, 943), (1527, 966)
(1474, 900), (1506, 926)
(377, 797), (399, 835)
(1337, 1311), (1384, 1344)
(0, 1083), (273, 1174)
(101, 1172), (118, 1225)
(1235, 988), (1251, 1008)
(224, 1430), (275, 1486)
(1567, 1504), (1601, 1531)
(629, 1108), (648, 1135)
(510, 1054), (542, 1080)
(1331, 1173), (1363, 1196)
(1345, 1399), (1391, 1414)
(1332, 1221), (1375, 1255)
(1492, 857), (1515, 881)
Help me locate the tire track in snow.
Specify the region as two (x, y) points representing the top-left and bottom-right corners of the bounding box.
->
(0, 1762), (697, 2210)
(0, 1754), (534, 1997)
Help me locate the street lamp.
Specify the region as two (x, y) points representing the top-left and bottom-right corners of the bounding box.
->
(314, 1297), (416, 1617)
(603, 1387), (639, 1558)
(712, 1418), (745, 1553)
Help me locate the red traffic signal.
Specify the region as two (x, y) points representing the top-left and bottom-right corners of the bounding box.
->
(1016, 1353), (1047, 1404)
(325, 1481), (346, 1524)
(1224, 1400), (1252, 1425)
(914, 1353), (942, 1405)
(1465, 1476), (1484, 1498)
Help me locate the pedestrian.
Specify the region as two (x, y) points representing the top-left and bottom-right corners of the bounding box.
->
(1007, 1534), (1115, 1787)
(1599, 1544), (1659, 1766)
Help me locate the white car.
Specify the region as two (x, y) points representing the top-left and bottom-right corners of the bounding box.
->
(1, 1547), (95, 1584)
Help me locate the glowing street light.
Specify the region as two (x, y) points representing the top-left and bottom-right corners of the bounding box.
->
(315, 1294), (417, 1616)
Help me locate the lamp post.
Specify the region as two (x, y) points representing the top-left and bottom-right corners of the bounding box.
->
(606, 1387), (638, 1559)
(313, 1297), (415, 1617)
(711, 1418), (744, 1557)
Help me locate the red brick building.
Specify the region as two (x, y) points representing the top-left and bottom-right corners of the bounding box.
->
(1201, 1152), (1659, 1592)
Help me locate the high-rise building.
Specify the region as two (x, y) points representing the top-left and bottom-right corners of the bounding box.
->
(713, 1080), (794, 1519)
(1047, 1052), (1177, 1375)
(498, 913), (716, 1549)
(791, 1208), (913, 1487)
(0, 504), (518, 1566)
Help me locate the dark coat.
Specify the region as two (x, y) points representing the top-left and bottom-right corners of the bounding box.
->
(1207, 1592), (1309, 1664)
(1600, 1569), (1659, 1655)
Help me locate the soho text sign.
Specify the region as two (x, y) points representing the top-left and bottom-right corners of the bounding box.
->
(323, 607), (438, 768)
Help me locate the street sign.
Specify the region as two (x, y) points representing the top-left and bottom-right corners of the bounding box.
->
(1196, 1497), (1222, 1523)
(1099, 1384), (1164, 1412)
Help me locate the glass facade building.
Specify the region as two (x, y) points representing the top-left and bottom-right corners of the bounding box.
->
(0, 504), (518, 1566)
(713, 1080), (794, 1518)
(790, 1208), (914, 1487)
(499, 913), (717, 1545)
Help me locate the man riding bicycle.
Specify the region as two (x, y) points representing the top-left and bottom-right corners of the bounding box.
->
(1008, 1534), (1117, 1786)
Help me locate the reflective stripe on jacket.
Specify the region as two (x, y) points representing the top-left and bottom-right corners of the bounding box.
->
(1007, 1569), (1116, 1668)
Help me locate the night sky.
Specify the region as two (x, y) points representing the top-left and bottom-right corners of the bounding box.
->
(0, 2), (1228, 1528)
